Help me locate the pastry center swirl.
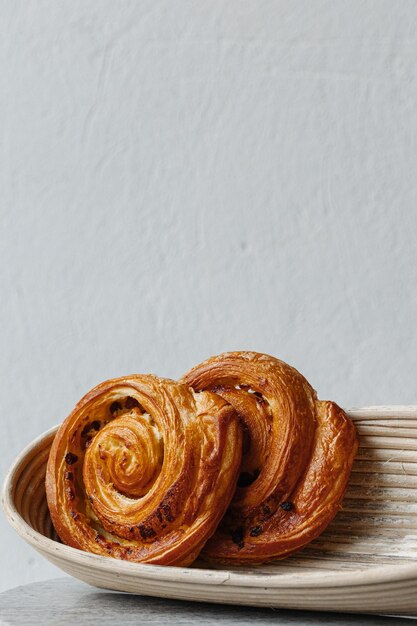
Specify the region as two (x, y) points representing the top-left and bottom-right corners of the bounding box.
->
(84, 414), (163, 500)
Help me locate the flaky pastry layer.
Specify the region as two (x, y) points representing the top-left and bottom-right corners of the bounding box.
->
(46, 375), (242, 566)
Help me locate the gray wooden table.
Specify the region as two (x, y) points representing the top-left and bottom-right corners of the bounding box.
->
(0, 578), (415, 625)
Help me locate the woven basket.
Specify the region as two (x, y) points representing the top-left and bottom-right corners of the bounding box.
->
(2, 406), (417, 615)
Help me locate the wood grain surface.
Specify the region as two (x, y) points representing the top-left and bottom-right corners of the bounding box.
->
(0, 578), (413, 626)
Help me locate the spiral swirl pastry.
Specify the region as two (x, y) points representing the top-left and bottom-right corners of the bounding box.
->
(46, 375), (242, 566)
(182, 352), (358, 564)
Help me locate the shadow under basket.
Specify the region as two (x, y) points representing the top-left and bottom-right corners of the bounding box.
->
(2, 406), (417, 615)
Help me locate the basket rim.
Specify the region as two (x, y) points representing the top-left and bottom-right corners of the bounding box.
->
(3, 406), (417, 590)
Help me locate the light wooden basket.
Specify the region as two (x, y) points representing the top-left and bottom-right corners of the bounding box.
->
(2, 406), (417, 615)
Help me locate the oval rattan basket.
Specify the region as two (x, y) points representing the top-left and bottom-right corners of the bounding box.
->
(2, 406), (417, 615)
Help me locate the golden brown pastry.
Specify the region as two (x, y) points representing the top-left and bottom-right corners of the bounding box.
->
(46, 375), (242, 566)
(182, 351), (358, 564)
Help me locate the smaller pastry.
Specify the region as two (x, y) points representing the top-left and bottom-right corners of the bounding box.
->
(182, 351), (358, 564)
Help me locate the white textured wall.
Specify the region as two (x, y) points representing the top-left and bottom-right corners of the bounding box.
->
(2, 0), (417, 591)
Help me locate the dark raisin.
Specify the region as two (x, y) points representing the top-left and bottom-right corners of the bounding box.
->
(69, 509), (79, 520)
(280, 501), (294, 512)
(65, 452), (78, 465)
(64, 471), (73, 481)
(262, 505), (271, 517)
(125, 396), (140, 409)
(89, 495), (94, 503)
(240, 384), (250, 391)
(95, 533), (105, 543)
(250, 525), (263, 537)
(81, 420), (101, 437)
(256, 395), (266, 406)
(66, 487), (75, 501)
(126, 548), (133, 555)
(241, 424), (251, 455)
(166, 486), (177, 499)
(110, 401), (121, 414)
(161, 503), (174, 522)
(231, 526), (245, 549)
(237, 469), (260, 488)
(84, 437), (92, 448)
(138, 525), (156, 540)
(129, 527), (134, 533)
(81, 424), (90, 437)
(211, 385), (226, 393)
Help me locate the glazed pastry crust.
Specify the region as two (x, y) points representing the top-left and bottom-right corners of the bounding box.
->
(45, 375), (242, 566)
(182, 351), (358, 564)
